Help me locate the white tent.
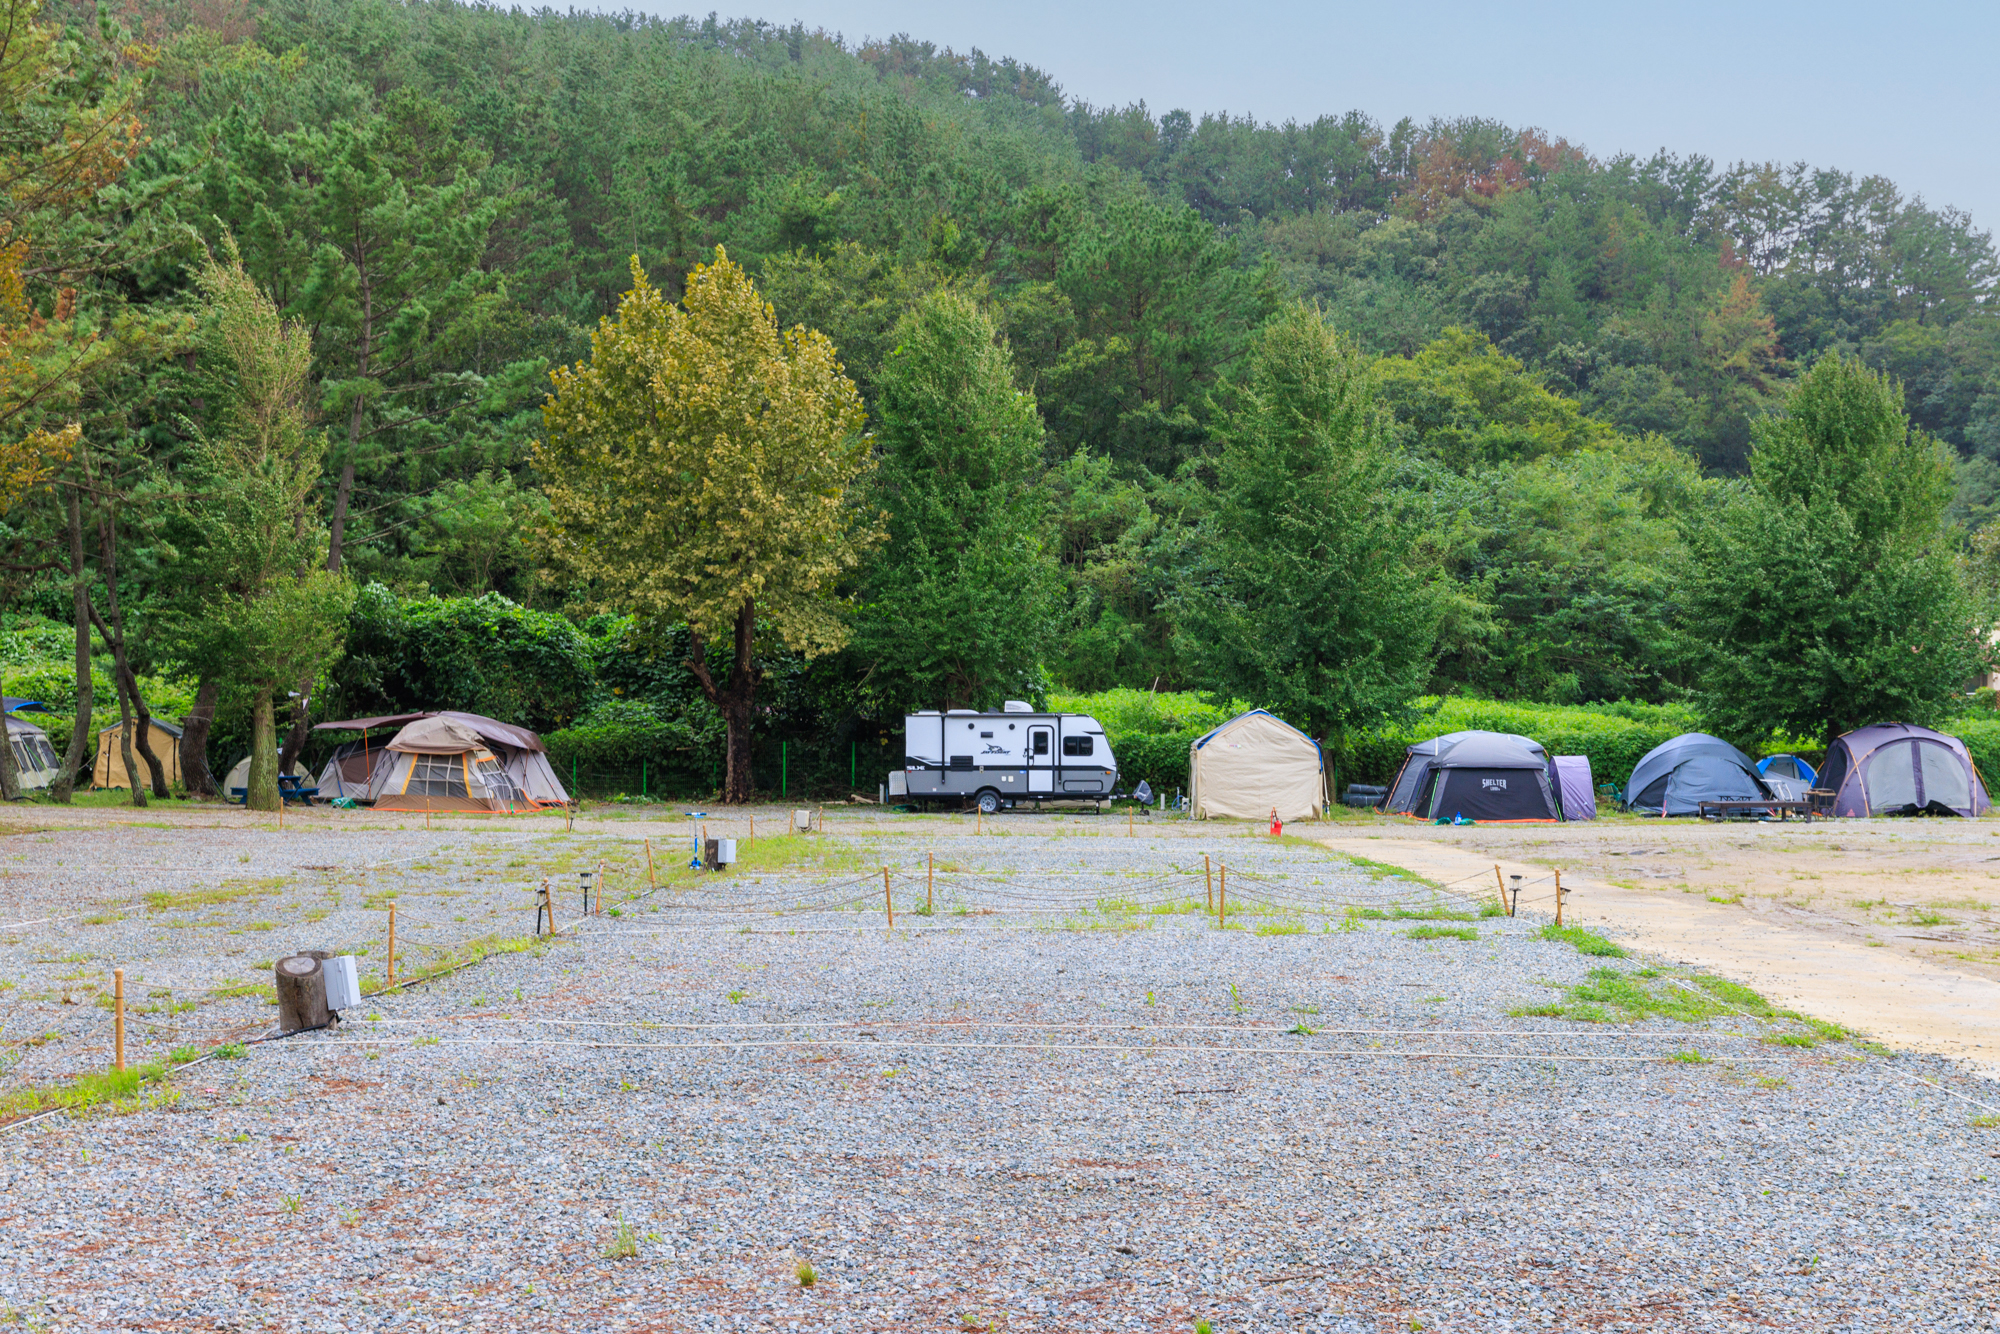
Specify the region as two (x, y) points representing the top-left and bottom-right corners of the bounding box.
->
(366, 716), (525, 813)
(224, 754), (302, 797)
(7, 715), (58, 791)
(1188, 710), (1326, 821)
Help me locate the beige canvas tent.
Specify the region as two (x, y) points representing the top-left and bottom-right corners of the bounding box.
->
(8, 715), (58, 791)
(366, 716), (526, 812)
(1188, 710), (1326, 821)
(314, 710), (568, 807)
(94, 718), (183, 790)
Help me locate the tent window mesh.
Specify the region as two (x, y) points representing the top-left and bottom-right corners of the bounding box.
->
(1861, 744), (1918, 812)
(408, 754), (468, 797)
(35, 740), (55, 770)
(9, 739), (32, 772)
(1918, 742), (1970, 808)
(474, 755), (519, 802)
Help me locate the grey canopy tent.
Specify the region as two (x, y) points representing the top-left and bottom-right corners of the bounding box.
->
(1383, 731), (1550, 816)
(1624, 734), (1771, 816)
(1405, 732), (1561, 822)
(1817, 723), (1990, 818)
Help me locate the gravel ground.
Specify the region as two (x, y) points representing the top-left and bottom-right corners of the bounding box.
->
(0, 812), (1996, 1331)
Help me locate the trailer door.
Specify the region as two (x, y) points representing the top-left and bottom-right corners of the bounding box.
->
(1027, 726), (1053, 793)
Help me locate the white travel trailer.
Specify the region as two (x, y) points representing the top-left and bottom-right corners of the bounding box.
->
(895, 701), (1119, 813)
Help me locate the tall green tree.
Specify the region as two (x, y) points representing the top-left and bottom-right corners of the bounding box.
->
(1174, 304), (1441, 756)
(538, 250), (878, 803)
(163, 244), (354, 811)
(1682, 354), (1987, 750)
(850, 290), (1060, 711)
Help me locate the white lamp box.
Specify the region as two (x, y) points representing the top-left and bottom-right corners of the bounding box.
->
(323, 955), (362, 1012)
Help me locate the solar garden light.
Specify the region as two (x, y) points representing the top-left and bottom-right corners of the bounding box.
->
(1508, 874), (1523, 917)
(579, 868), (594, 915)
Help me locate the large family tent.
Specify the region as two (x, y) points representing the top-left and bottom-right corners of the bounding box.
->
(1551, 756), (1597, 820)
(1624, 734), (1770, 816)
(1410, 732), (1561, 822)
(366, 717), (526, 812)
(93, 718), (183, 790)
(1188, 711), (1326, 820)
(314, 711), (569, 809)
(7, 716), (57, 791)
(1817, 724), (1990, 818)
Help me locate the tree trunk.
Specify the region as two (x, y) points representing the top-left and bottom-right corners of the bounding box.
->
(326, 425), (358, 572)
(109, 645), (144, 809)
(0, 666), (19, 801)
(276, 670), (314, 774)
(92, 521), (162, 801)
(686, 599), (759, 804)
(49, 487), (93, 804)
(247, 692), (280, 812)
(181, 676), (219, 798)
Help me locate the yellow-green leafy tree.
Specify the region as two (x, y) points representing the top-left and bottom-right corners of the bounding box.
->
(538, 250), (879, 802)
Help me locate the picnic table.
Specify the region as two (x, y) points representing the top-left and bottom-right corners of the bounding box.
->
(227, 773), (320, 806)
(1697, 799), (1813, 822)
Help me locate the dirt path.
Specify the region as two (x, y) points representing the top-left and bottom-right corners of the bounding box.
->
(1316, 827), (2000, 1079)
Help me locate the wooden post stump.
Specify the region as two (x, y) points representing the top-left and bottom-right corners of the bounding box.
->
(275, 955), (332, 1032)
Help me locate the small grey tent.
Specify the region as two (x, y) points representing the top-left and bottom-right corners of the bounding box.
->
(1624, 734), (1770, 816)
(1551, 756), (1596, 820)
(7, 716), (57, 791)
(1384, 731), (1551, 817)
(1188, 710), (1326, 820)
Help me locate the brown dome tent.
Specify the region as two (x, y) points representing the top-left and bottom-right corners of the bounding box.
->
(316, 710), (569, 808)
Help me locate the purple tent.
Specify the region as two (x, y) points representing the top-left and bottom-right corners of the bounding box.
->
(1818, 723), (1990, 818)
(1551, 755), (1596, 820)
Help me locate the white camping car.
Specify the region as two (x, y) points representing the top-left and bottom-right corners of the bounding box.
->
(896, 701), (1118, 813)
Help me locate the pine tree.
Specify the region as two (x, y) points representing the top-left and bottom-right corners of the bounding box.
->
(851, 290), (1060, 711)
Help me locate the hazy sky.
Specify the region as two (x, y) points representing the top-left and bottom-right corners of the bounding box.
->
(615, 0), (1998, 232)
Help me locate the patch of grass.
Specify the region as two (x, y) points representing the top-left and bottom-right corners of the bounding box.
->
(1535, 923), (1627, 958)
(245, 921), (278, 932)
(143, 878), (290, 912)
(1764, 1033), (1817, 1048)
(1343, 854), (1441, 890)
(601, 1213), (639, 1261)
(363, 932), (552, 995)
(1907, 908), (1951, 927)
(411, 1035), (441, 1048)
(1707, 893), (1742, 905)
(213, 1042), (247, 1059)
(0, 1043), (208, 1124)
(1971, 1114), (2000, 1130)
(1407, 925), (1477, 941)
(1254, 921), (1304, 937)
(1478, 900), (1506, 918)
(1669, 1049), (1711, 1064)
(726, 989), (748, 1003)
(211, 982), (277, 1004)
(80, 911), (123, 925)
(796, 1260), (817, 1287)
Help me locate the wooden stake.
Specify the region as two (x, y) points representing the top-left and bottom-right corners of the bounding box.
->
(113, 968), (125, 1072)
(1493, 863), (1506, 915)
(1205, 854), (1214, 912)
(278, 800), (284, 830)
(1127, 806), (1134, 837)
(976, 808), (982, 836)
(749, 815), (754, 839)
(1555, 869), (1565, 926)
(1218, 865), (1227, 927)
(927, 852), (934, 914)
(387, 904), (397, 986)
(883, 865), (893, 931)
(646, 837), (656, 888)
(425, 808), (431, 830)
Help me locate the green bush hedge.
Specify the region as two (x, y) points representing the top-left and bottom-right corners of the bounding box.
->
(1947, 714), (2000, 791)
(1049, 688), (1253, 794)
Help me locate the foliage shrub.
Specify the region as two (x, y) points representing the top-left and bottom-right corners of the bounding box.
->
(1345, 695), (1701, 789)
(1049, 688), (1253, 792)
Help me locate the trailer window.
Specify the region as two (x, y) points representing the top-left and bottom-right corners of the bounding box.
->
(1062, 735), (1094, 757)
(1030, 729), (1050, 756)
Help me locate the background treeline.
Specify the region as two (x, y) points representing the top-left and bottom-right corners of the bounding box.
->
(4, 0), (1996, 802)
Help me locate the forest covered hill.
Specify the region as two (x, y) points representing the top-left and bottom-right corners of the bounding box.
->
(1, 0), (1994, 800)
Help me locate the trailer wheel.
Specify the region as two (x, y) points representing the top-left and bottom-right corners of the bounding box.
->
(974, 789), (1001, 816)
